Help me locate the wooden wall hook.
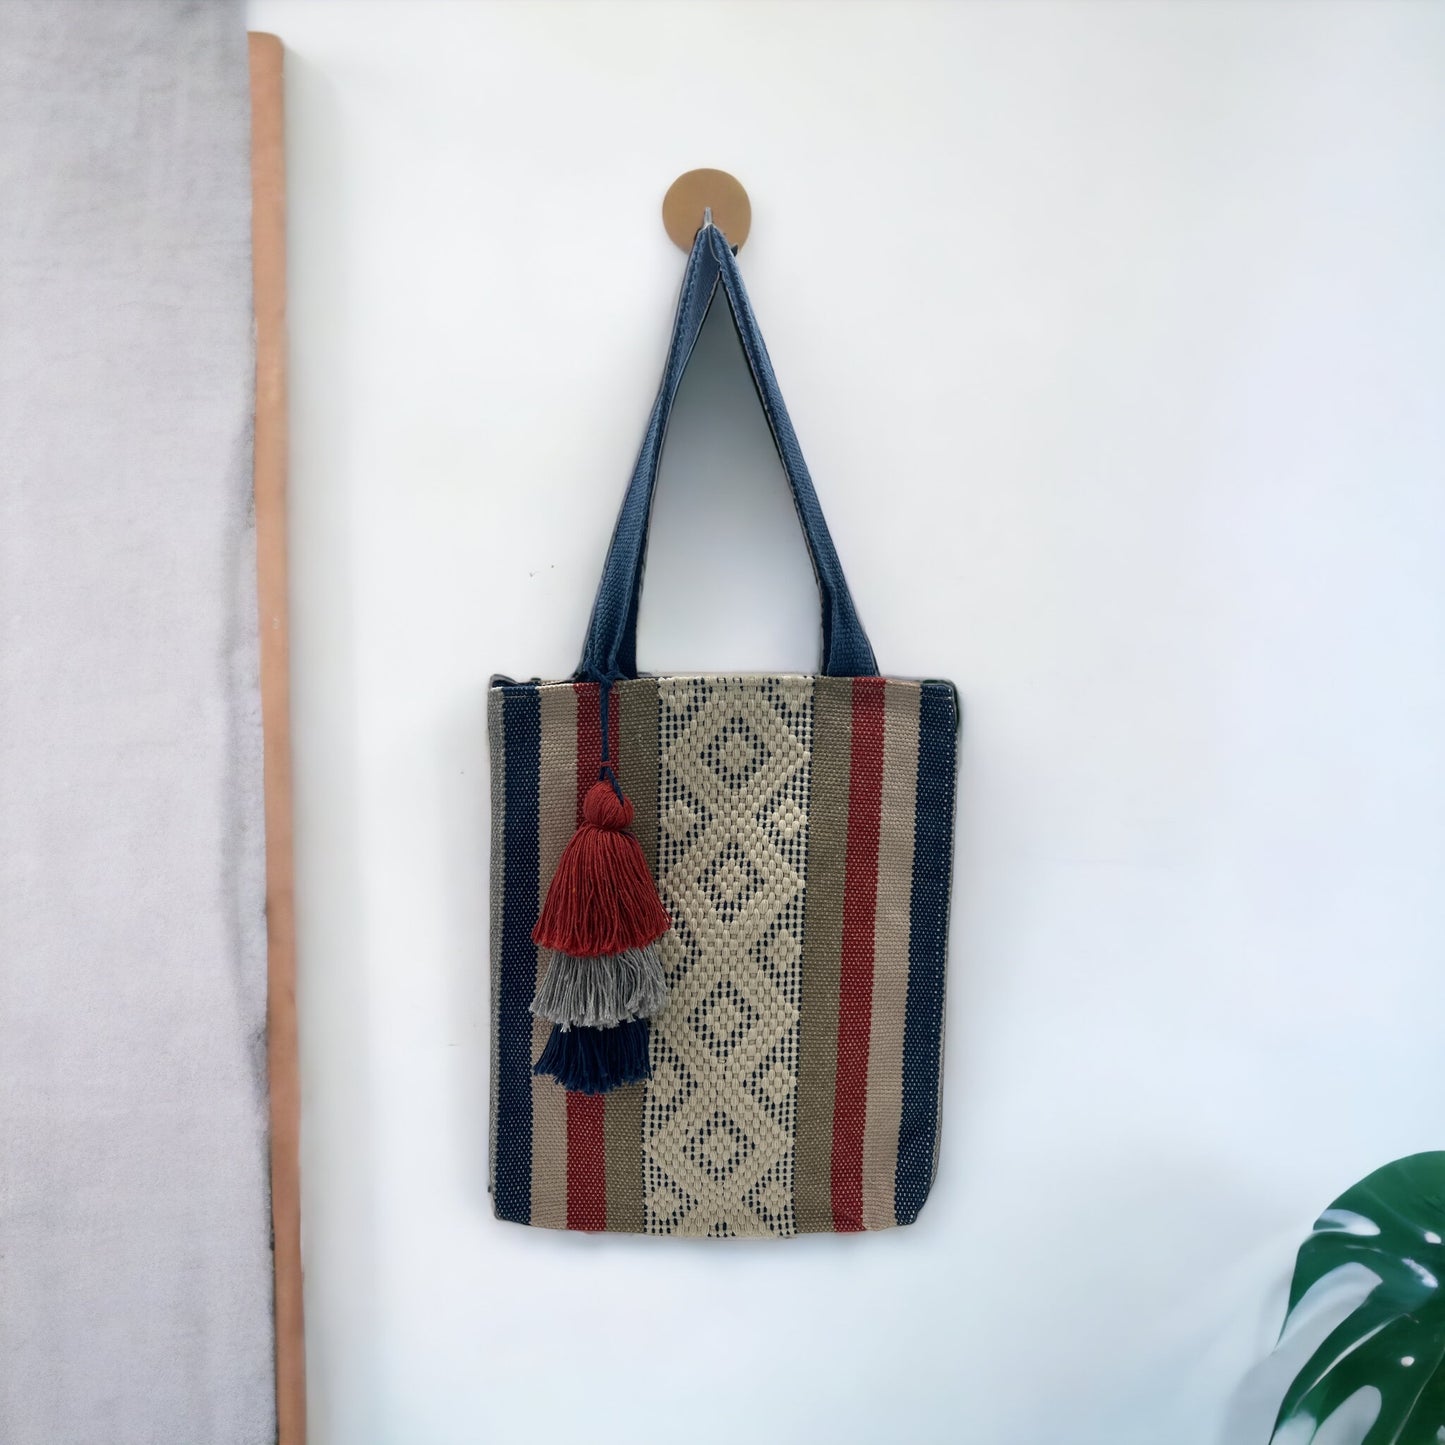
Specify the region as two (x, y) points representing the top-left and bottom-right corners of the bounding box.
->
(662, 169), (751, 251)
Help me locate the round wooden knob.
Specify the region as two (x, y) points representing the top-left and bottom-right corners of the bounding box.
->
(662, 169), (751, 251)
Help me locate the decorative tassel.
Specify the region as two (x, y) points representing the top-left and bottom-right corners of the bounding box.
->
(530, 689), (672, 1094)
(533, 1019), (653, 1096)
(531, 942), (668, 1030)
(532, 780), (670, 957)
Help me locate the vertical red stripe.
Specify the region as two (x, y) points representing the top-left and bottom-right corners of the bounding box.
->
(831, 677), (886, 1230)
(565, 683), (615, 1232)
(565, 1089), (606, 1231)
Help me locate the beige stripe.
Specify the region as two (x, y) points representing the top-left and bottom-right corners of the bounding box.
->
(529, 683), (577, 1229)
(604, 680), (657, 1232)
(794, 677), (852, 1233)
(862, 682), (920, 1229)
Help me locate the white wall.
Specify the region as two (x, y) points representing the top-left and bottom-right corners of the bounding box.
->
(245, 2), (1445, 1441)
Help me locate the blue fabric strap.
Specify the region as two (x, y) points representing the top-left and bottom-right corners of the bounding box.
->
(577, 221), (878, 683)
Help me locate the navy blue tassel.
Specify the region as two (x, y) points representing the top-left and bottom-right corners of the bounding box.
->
(533, 1019), (652, 1095)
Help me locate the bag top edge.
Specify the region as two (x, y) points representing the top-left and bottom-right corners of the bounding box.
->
(488, 673), (962, 728)
(489, 672), (957, 691)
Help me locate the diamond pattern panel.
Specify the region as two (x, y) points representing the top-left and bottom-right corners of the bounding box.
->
(643, 676), (813, 1236)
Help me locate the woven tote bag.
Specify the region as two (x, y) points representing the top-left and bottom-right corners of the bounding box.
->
(488, 219), (959, 1236)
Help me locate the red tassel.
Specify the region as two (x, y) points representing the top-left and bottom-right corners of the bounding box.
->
(533, 780), (670, 957)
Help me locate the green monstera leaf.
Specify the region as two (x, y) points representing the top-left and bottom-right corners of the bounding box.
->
(1273, 1152), (1445, 1444)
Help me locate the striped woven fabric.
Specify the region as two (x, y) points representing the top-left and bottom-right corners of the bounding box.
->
(488, 674), (958, 1236)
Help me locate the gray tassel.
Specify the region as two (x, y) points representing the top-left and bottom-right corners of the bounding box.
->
(530, 943), (668, 1031)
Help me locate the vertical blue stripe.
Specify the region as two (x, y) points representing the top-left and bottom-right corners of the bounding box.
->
(895, 682), (959, 1225)
(495, 685), (539, 1224)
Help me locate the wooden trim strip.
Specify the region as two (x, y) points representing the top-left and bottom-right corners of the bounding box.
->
(248, 31), (306, 1445)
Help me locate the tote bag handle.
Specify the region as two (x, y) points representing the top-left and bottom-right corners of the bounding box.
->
(577, 219), (878, 684)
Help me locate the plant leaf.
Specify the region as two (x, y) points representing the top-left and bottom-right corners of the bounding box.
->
(1274, 1152), (1445, 1445)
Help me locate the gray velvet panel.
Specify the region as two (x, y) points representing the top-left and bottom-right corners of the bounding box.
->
(0, 2), (275, 1441)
